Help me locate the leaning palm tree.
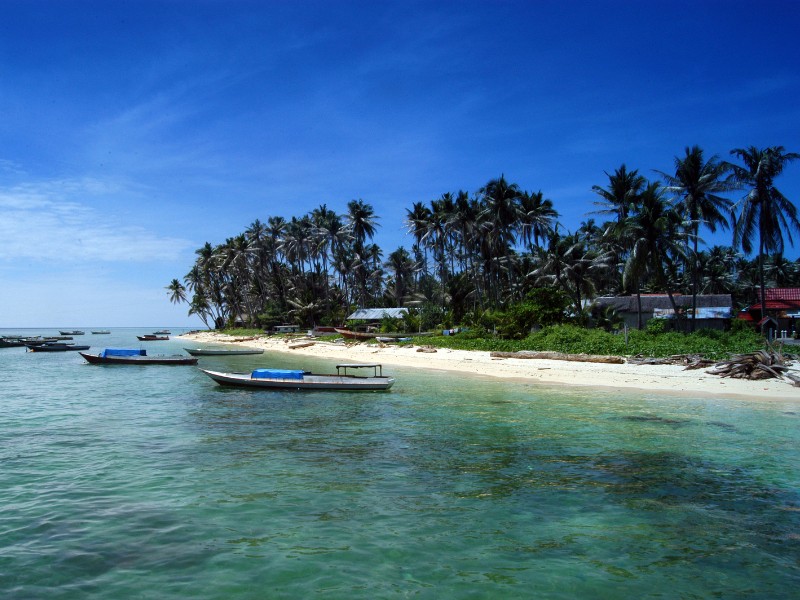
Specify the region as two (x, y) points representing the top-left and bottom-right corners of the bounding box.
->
(166, 278), (187, 305)
(727, 146), (800, 322)
(656, 146), (735, 330)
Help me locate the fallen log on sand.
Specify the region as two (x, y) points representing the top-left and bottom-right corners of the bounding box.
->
(288, 341), (315, 349)
(489, 351), (624, 364)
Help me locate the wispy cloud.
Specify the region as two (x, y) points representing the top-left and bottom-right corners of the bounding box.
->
(0, 178), (193, 263)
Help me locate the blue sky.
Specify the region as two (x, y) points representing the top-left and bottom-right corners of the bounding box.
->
(1, 0), (798, 327)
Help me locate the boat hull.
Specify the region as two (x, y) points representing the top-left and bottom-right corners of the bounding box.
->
(201, 369), (394, 391)
(184, 348), (265, 356)
(137, 336), (169, 341)
(80, 352), (198, 365)
(27, 344), (90, 352)
(334, 328), (377, 340)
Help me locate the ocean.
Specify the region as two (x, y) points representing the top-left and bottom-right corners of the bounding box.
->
(1, 328), (798, 598)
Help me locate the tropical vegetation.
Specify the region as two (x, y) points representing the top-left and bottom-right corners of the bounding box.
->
(167, 145), (799, 346)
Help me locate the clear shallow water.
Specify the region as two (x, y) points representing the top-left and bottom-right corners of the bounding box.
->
(1, 328), (799, 598)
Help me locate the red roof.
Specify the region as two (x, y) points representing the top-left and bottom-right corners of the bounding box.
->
(758, 288), (800, 302)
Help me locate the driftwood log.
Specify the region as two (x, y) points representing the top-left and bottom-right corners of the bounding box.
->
(628, 354), (715, 369)
(489, 351), (624, 364)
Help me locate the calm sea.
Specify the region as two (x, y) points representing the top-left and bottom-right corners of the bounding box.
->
(1, 328), (798, 599)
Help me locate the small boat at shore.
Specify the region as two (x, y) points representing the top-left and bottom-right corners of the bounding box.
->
(27, 342), (90, 352)
(59, 330), (85, 335)
(334, 328), (377, 340)
(184, 347), (265, 356)
(201, 363), (395, 391)
(376, 336), (413, 343)
(153, 330), (171, 335)
(80, 348), (198, 365)
(137, 334), (169, 341)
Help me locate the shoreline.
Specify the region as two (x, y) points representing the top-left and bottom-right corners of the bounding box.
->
(178, 332), (800, 402)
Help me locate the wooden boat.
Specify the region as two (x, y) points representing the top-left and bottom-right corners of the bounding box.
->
(201, 363), (395, 391)
(80, 348), (198, 365)
(137, 334), (169, 341)
(91, 330), (111, 334)
(153, 330), (171, 335)
(184, 347), (265, 356)
(334, 328), (377, 340)
(59, 330), (85, 335)
(27, 342), (90, 352)
(376, 336), (413, 343)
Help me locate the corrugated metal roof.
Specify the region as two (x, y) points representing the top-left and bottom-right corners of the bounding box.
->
(347, 308), (408, 320)
(595, 294), (732, 312)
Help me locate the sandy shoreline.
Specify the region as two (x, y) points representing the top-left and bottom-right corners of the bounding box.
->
(178, 331), (800, 401)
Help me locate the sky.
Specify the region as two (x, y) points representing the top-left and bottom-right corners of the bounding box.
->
(1, 0), (798, 327)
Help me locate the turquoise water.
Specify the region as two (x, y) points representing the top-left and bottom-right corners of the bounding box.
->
(1, 328), (799, 598)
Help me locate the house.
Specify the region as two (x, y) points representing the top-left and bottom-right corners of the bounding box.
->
(346, 308), (409, 321)
(737, 288), (800, 335)
(594, 294), (733, 331)
(345, 308), (409, 332)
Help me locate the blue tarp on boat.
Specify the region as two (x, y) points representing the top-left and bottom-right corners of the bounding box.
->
(100, 348), (147, 358)
(251, 368), (304, 380)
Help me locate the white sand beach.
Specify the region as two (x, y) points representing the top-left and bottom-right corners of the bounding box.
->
(179, 331), (800, 401)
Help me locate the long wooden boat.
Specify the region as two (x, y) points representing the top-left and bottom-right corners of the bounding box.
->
(59, 330), (85, 335)
(80, 348), (198, 365)
(153, 330), (171, 335)
(137, 335), (169, 341)
(184, 347), (265, 356)
(334, 328), (377, 340)
(27, 343), (90, 352)
(201, 363), (394, 391)
(91, 330), (111, 334)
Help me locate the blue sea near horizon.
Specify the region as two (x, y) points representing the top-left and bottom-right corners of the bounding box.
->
(1, 328), (799, 598)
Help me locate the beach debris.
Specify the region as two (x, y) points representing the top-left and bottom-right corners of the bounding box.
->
(416, 346), (437, 353)
(705, 345), (795, 381)
(489, 351), (624, 364)
(628, 354), (715, 369)
(288, 341), (315, 349)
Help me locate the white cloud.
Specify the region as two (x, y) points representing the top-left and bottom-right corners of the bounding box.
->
(0, 178), (193, 263)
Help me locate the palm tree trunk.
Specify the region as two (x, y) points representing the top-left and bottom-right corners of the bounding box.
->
(759, 236), (767, 325)
(691, 227), (698, 332)
(636, 288), (643, 330)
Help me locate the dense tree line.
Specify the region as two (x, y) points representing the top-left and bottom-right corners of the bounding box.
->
(167, 145), (799, 331)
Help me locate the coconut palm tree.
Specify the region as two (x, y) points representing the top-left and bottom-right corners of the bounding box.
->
(622, 182), (687, 328)
(478, 175), (522, 304)
(166, 278), (187, 305)
(517, 190), (558, 250)
(656, 146), (735, 330)
(728, 145), (800, 321)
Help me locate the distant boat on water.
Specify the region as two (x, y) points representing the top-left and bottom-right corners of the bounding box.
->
(59, 330), (85, 335)
(137, 334), (169, 341)
(184, 347), (264, 356)
(91, 330), (111, 334)
(27, 342), (90, 352)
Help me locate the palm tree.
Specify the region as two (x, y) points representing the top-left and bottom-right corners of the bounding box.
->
(517, 190), (558, 250)
(728, 146), (800, 321)
(622, 182), (687, 328)
(478, 175), (522, 304)
(166, 278), (187, 305)
(656, 146), (734, 330)
(592, 164), (647, 226)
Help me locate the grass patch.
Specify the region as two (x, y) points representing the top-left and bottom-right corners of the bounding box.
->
(419, 324), (764, 360)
